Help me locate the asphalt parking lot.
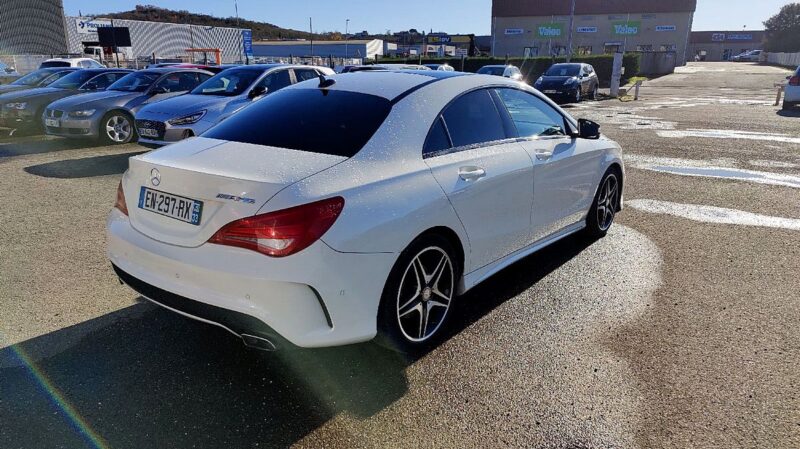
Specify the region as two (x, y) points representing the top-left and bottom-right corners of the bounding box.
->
(0, 62), (798, 448)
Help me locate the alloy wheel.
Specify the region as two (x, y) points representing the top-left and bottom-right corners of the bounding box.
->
(396, 246), (454, 342)
(596, 174), (619, 231)
(106, 115), (132, 143)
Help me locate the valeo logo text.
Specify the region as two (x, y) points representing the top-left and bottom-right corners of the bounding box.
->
(612, 21), (640, 35)
(537, 23), (563, 38)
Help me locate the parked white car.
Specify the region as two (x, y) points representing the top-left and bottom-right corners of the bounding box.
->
(784, 66), (800, 111)
(477, 64), (524, 81)
(40, 58), (105, 69)
(732, 50), (763, 62)
(108, 70), (624, 352)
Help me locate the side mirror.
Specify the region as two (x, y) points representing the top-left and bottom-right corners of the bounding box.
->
(151, 86), (169, 95)
(578, 118), (600, 139)
(249, 85), (267, 98)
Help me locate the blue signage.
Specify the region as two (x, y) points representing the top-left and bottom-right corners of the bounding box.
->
(727, 34), (753, 41)
(242, 30), (253, 57)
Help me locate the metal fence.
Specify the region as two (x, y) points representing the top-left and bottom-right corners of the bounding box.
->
(767, 52), (800, 68)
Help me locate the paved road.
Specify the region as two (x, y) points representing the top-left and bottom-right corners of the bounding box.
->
(0, 62), (798, 448)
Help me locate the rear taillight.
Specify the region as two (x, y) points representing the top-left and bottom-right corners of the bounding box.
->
(114, 180), (128, 216)
(208, 197), (345, 257)
(789, 76), (800, 86)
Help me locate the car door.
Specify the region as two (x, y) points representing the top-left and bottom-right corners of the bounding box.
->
(494, 87), (601, 242)
(423, 88), (534, 271)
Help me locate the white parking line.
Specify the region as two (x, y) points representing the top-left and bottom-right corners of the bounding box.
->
(657, 129), (800, 145)
(625, 154), (800, 188)
(627, 199), (800, 231)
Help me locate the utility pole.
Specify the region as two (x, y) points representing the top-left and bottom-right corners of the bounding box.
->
(345, 19), (350, 61)
(566, 0), (576, 62)
(309, 17), (314, 60)
(235, 0), (244, 64)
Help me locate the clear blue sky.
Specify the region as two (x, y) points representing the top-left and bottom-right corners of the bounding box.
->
(63, 0), (791, 35)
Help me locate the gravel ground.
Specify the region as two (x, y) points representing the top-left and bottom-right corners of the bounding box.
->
(0, 62), (798, 448)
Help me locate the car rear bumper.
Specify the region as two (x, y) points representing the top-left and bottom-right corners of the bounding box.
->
(107, 208), (396, 348)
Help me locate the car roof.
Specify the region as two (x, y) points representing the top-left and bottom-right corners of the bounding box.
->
(79, 68), (133, 73)
(141, 67), (212, 74)
(287, 70), (486, 101)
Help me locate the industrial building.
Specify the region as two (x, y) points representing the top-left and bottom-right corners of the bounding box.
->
(491, 0), (697, 65)
(252, 40), (384, 60)
(1, 0), (251, 66)
(687, 31), (766, 61)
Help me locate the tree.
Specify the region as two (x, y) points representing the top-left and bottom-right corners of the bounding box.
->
(763, 3), (800, 52)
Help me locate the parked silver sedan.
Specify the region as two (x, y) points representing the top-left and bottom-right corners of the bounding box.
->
(134, 64), (334, 147)
(44, 68), (213, 144)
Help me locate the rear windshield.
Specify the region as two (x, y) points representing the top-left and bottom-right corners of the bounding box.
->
(545, 64), (581, 76)
(478, 67), (505, 76)
(203, 89), (392, 157)
(40, 61), (71, 68)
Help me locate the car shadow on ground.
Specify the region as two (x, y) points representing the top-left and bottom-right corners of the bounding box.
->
(0, 135), (106, 158)
(23, 151), (146, 178)
(0, 232), (597, 448)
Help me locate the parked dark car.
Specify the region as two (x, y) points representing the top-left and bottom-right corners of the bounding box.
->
(0, 68), (131, 131)
(534, 63), (599, 103)
(44, 68), (213, 144)
(0, 67), (80, 95)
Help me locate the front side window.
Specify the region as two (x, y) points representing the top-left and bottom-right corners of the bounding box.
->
(203, 89), (391, 158)
(191, 69), (261, 96)
(441, 89), (506, 148)
(494, 88), (567, 137)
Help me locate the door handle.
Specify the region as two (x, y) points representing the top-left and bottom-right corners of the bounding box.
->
(458, 166), (486, 181)
(535, 151), (553, 161)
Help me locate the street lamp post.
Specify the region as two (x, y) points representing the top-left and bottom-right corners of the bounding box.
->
(345, 19), (350, 61)
(235, 0), (244, 64)
(566, 0), (576, 62)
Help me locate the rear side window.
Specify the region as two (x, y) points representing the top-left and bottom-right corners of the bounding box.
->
(294, 68), (319, 82)
(203, 89), (392, 157)
(423, 117), (451, 157)
(441, 89), (506, 148)
(256, 69), (292, 92)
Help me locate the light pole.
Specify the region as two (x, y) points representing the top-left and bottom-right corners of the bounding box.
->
(235, 0), (244, 64)
(345, 19), (350, 61)
(566, 0), (576, 62)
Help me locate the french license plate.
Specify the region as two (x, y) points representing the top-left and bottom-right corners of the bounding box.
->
(138, 187), (203, 225)
(45, 118), (60, 127)
(139, 127), (159, 138)
(544, 90), (558, 94)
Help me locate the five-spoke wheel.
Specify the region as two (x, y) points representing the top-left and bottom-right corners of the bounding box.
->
(101, 112), (135, 145)
(586, 169), (620, 237)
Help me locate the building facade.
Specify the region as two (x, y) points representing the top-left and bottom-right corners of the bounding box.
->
(491, 0), (697, 65)
(0, 0), (69, 54)
(687, 31), (766, 61)
(252, 40), (384, 60)
(66, 17), (250, 63)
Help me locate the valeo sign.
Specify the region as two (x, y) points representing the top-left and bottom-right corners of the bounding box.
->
(612, 21), (640, 35)
(537, 23), (564, 38)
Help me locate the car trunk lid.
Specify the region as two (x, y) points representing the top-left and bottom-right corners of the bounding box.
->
(124, 137), (346, 247)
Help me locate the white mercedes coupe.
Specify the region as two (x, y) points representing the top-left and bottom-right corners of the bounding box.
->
(108, 70), (624, 352)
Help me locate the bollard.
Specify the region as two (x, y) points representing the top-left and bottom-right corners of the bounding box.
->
(634, 80), (643, 100)
(774, 82), (786, 106)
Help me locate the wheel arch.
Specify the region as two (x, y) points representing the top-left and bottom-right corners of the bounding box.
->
(410, 225), (466, 283)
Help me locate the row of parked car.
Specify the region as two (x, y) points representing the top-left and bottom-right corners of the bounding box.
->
(0, 60), (599, 145)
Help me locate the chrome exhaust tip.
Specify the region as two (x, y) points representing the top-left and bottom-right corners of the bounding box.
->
(241, 334), (278, 351)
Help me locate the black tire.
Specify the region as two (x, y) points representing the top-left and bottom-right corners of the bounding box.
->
(574, 89), (582, 103)
(591, 84), (599, 100)
(782, 101), (796, 111)
(376, 233), (460, 354)
(585, 168), (621, 238)
(99, 111), (136, 145)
